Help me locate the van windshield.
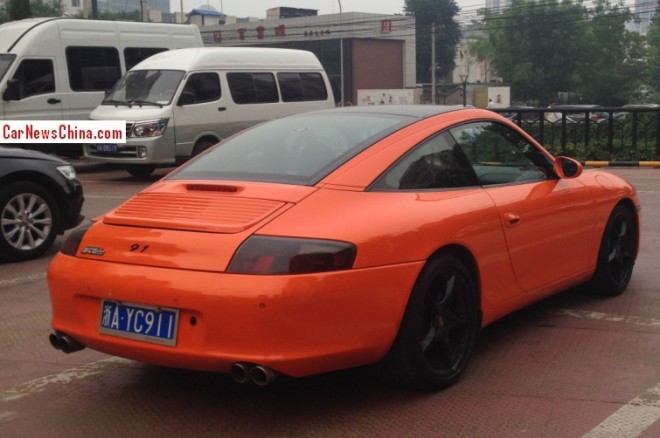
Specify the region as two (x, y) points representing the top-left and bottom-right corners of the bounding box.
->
(0, 54), (16, 83)
(103, 69), (184, 106)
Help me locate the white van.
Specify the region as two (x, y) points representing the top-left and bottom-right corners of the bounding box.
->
(0, 17), (203, 157)
(83, 47), (335, 177)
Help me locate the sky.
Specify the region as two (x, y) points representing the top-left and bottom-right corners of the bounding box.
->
(169, 0), (487, 18)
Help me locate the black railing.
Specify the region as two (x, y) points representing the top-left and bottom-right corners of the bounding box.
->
(491, 107), (660, 161)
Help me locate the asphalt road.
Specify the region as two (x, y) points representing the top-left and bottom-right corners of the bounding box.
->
(0, 164), (658, 437)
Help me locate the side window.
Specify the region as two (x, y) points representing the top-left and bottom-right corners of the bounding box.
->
(277, 72), (328, 102)
(227, 72), (279, 104)
(449, 122), (551, 186)
(372, 132), (478, 191)
(11, 59), (55, 98)
(180, 72), (221, 104)
(124, 48), (167, 70)
(66, 46), (121, 91)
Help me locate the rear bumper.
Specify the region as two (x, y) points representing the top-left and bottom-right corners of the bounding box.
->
(48, 254), (422, 377)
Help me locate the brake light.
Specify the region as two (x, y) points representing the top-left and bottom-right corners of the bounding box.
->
(60, 222), (93, 257)
(227, 236), (356, 275)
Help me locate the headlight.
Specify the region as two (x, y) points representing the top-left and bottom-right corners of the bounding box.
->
(56, 165), (77, 180)
(227, 236), (356, 275)
(129, 118), (169, 138)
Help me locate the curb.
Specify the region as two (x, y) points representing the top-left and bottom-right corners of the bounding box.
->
(583, 161), (660, 168)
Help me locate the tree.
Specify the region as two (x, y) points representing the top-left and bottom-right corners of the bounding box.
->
(405, 0), (461, 84)
(579, 0), (639, 105)
(7, 0), (32, 21)
(477, 0), (589, 104)
(647, 7), (660, 96)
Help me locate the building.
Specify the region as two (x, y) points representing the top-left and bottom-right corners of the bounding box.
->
(200, 11), (416, 106)
(485, 0), (512, 14)
(634, 0), (657, 35)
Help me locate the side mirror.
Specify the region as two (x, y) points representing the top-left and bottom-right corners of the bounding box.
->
(3, 79), (22, 101)
(177, 91), (196, 106)
(554, 156), (583, 179)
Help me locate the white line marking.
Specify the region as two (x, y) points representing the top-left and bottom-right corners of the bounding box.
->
(551, 308), (660, 328)
(0, 358), (128, 402)
(582, 383), (660, 438)
(0, 272), (46, 288)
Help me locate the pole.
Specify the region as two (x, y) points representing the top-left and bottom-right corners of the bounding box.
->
(180, 0), (184, 23)
(338, 0), (344, 106)
(431, 23), (436, 105)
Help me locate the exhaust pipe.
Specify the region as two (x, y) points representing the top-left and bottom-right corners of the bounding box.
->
(229, 362), (279, 386)
(49, 332), (86, 354)
(229, 362), (251, 384)
(250, 365), (279, 386)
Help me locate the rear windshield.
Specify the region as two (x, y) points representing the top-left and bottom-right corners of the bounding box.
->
(169, 113), (411, 185)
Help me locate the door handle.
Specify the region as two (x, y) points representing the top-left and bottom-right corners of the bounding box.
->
(218, 107), (226, 111)
(504, 213), (521, 227)
(47, 98), (61, 104)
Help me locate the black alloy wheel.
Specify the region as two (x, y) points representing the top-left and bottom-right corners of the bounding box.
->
(379, 254), (481, 390)
(589, 204), (637, 297)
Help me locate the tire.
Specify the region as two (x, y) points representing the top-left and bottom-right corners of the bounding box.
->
(192, 139), (217, 157)
(588, 204), (637, 297)
(126, 164), (156, 178)
(0, 181), (60, 262)
(378, 254), (481, 390)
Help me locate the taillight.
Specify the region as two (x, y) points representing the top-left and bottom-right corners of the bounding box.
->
(60, 221), (93, 256)
(227, 236), (356, 275)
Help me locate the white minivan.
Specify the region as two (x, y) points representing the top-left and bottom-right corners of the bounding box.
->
(84, 47), (335, 177)
(0, 17), (203, 157)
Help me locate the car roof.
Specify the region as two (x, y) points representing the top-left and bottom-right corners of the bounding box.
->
(302, 104), (468, 119)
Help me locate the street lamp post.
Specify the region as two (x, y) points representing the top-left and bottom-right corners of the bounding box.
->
(459, 74), (468, 107)
(338, 0), (344, 106)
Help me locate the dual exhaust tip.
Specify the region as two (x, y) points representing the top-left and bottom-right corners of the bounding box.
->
(230, 362), (278, 386)
(49, 333), (278, 386)
(49, 332), (86, 354)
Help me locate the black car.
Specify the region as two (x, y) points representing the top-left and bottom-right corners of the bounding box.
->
(0, 146), (84, 262)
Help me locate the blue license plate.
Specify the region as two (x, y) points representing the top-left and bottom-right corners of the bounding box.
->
(97, 144), (118, 154)
(99, 300), (179, 346)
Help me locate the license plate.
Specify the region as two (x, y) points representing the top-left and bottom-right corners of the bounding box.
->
(99, 300), (179, 346)
(96, 144), (118, 154)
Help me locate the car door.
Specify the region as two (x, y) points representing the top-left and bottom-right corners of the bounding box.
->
(172, 71), (226, 157)
(449, 121), (596, 293)
(2, 57), (63, 120)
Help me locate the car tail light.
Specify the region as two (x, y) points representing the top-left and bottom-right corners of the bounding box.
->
(60, 222), (93, 256)
(227, 236), (356, 275)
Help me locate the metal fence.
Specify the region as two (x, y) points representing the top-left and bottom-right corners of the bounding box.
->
(491, 107), (660, 161)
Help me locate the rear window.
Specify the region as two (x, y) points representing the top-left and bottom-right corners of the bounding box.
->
(169, 113), (410, 185)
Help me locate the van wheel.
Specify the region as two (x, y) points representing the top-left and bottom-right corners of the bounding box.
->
(126, 165), (156, 178)
(192, 139), (217, 157)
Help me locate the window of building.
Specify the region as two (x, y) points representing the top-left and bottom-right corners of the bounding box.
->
(227, 72), (279, 104)
(66, 46), (120, 92)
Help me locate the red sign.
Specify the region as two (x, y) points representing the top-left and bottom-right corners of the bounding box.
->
(381, 19), (392, 33)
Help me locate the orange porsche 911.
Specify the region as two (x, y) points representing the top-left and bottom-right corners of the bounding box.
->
(48, 106), (640, 390)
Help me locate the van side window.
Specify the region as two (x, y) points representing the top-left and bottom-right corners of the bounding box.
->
(227, 72), (279, 104)
(277, 73), (328, 102)
(181, 72), (221, 104)
(124, 48), (167, 70)
(66, 47), (121, 91)
(11, 59), (55, 98)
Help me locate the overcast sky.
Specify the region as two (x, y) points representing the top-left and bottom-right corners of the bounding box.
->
(170, 1), (487, 17)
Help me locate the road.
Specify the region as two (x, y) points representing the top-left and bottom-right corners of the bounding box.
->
(0, 165), (658, 437)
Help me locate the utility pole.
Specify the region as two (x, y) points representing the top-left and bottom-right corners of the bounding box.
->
(431, 23), (436, 105)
